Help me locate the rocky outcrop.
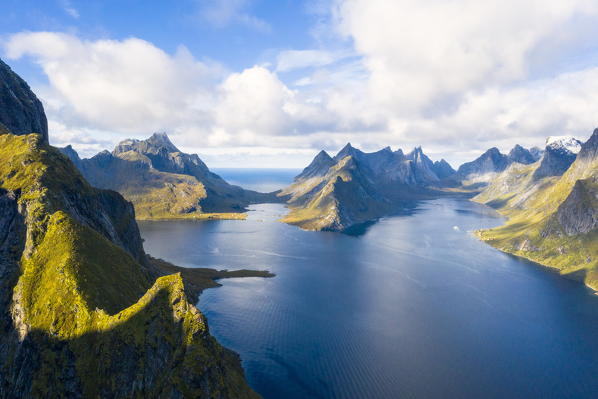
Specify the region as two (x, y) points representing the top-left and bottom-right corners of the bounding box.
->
(533, 136), (581, 179)
(556, 180), (598, 235)
(0, 133), (258, 398)
(0, 58), (48, 144)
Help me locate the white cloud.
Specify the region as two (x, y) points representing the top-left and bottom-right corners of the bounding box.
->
(196, 0), (270, 32)
(61, 0), (79, 19)
(276, 50), (337, 72)
(5, 0), (598, 168)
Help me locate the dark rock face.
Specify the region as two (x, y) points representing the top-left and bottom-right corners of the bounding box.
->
(0, 59), (48, 144)
(458, 147), (509, 178)
(406, 147), (439, 183)
(556, 180), (598, 235)
(296, 150), (336, 180)
(508, 144), (537, 165)
(577, 128), (598, 161)
(432, 159), (456, 179)
(533, 138), (581, 180)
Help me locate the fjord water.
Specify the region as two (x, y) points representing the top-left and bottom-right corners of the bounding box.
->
(139, 176), (598, 399)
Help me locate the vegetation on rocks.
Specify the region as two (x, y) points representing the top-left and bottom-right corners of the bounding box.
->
(0, 132), (259, 398)
(475, 129), (598, 291)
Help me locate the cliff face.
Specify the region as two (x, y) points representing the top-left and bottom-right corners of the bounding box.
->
(0, 133), (258, 398)
(475, 129), (598, 291)
(0, 59), (48, 144)
(61, 134), (279, 219)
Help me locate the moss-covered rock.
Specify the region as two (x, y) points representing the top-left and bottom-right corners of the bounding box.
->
(0, 133), (258, 398)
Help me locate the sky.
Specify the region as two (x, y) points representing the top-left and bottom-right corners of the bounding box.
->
(2, 0), (598, 168)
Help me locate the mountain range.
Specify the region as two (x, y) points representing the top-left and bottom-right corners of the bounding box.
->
(278, 143), (456, 231)
(60, 134), (278, 220)
(475, 133), (598, 290)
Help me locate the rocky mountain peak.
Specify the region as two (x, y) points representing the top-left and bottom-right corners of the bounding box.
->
(335, 142), (363, 161)
(577, 128), (598, 161)
(295, 150), (336, 180)
(0, 58), (48, 144)
(432, 159), (456, 179)
(114, 132), (180, 156)
(533, 136), (582, 179)
(546, 136), (582, 154)
(457, 147), (509, 179)
(508, 144), (536, 165)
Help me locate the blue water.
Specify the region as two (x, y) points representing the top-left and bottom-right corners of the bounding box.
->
(138, 173), (598, 399)
(213, 168), (300, 192)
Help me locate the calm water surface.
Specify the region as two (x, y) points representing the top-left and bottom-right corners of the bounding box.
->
(139, 174), (598, 399)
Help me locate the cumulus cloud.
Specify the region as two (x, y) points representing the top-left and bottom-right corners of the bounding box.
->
(4, 0), (598, 167)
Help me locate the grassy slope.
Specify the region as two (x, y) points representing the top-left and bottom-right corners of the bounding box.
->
(0, 133), (258, 397)
(85, 151), (248, 221)
(474, 157), (598, 290)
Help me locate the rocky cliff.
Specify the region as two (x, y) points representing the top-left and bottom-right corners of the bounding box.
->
(0, 132), (258, 398)
(61, 134), (279, 219)
(0, 59), (48, 144)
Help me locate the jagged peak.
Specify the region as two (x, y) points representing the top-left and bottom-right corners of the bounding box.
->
(114, 132), (180, 155)
(577, 128), (598, 160)
(545, 135), (582, 154)
(314, 149), (333, 160)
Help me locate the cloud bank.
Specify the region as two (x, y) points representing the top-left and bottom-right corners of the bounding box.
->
(5, 0), (598, 167)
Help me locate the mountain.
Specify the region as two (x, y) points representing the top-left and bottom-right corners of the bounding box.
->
(475, 129), (598, 291)
(532, 136), (581, 179)
(0, 58), (48, 144)
(61, 134), (278, 219)
(457, 147), (509, 181)
(279, 144), (446, 231)
(295, 150), (336, 180)
(458, 144), (540, 182)
(0, 132), (259, 398)
(431, 159), (456, 179)
(0, 58), (258, 397)
(507, 144), (538, 164)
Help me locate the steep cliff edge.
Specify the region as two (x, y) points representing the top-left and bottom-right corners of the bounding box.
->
(0, 59), (48, 144)
(0, 133), (258, 398)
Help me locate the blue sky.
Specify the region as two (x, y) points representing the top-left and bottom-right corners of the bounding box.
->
(3, 0), (598, 167)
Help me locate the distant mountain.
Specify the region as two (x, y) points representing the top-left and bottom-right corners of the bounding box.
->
(458, 144), (540, 182)
(60, 133), (278, 219)
(295, 150), (336, 180)
(475, 129), (598, 291)
(279, 143), (447, 231)
(508, 144), (538, 165)
(432, 159), (456, 179)
(458, 147), (509, 180)
(0, 58), (48, 143)
(533, 136), (581, 179)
